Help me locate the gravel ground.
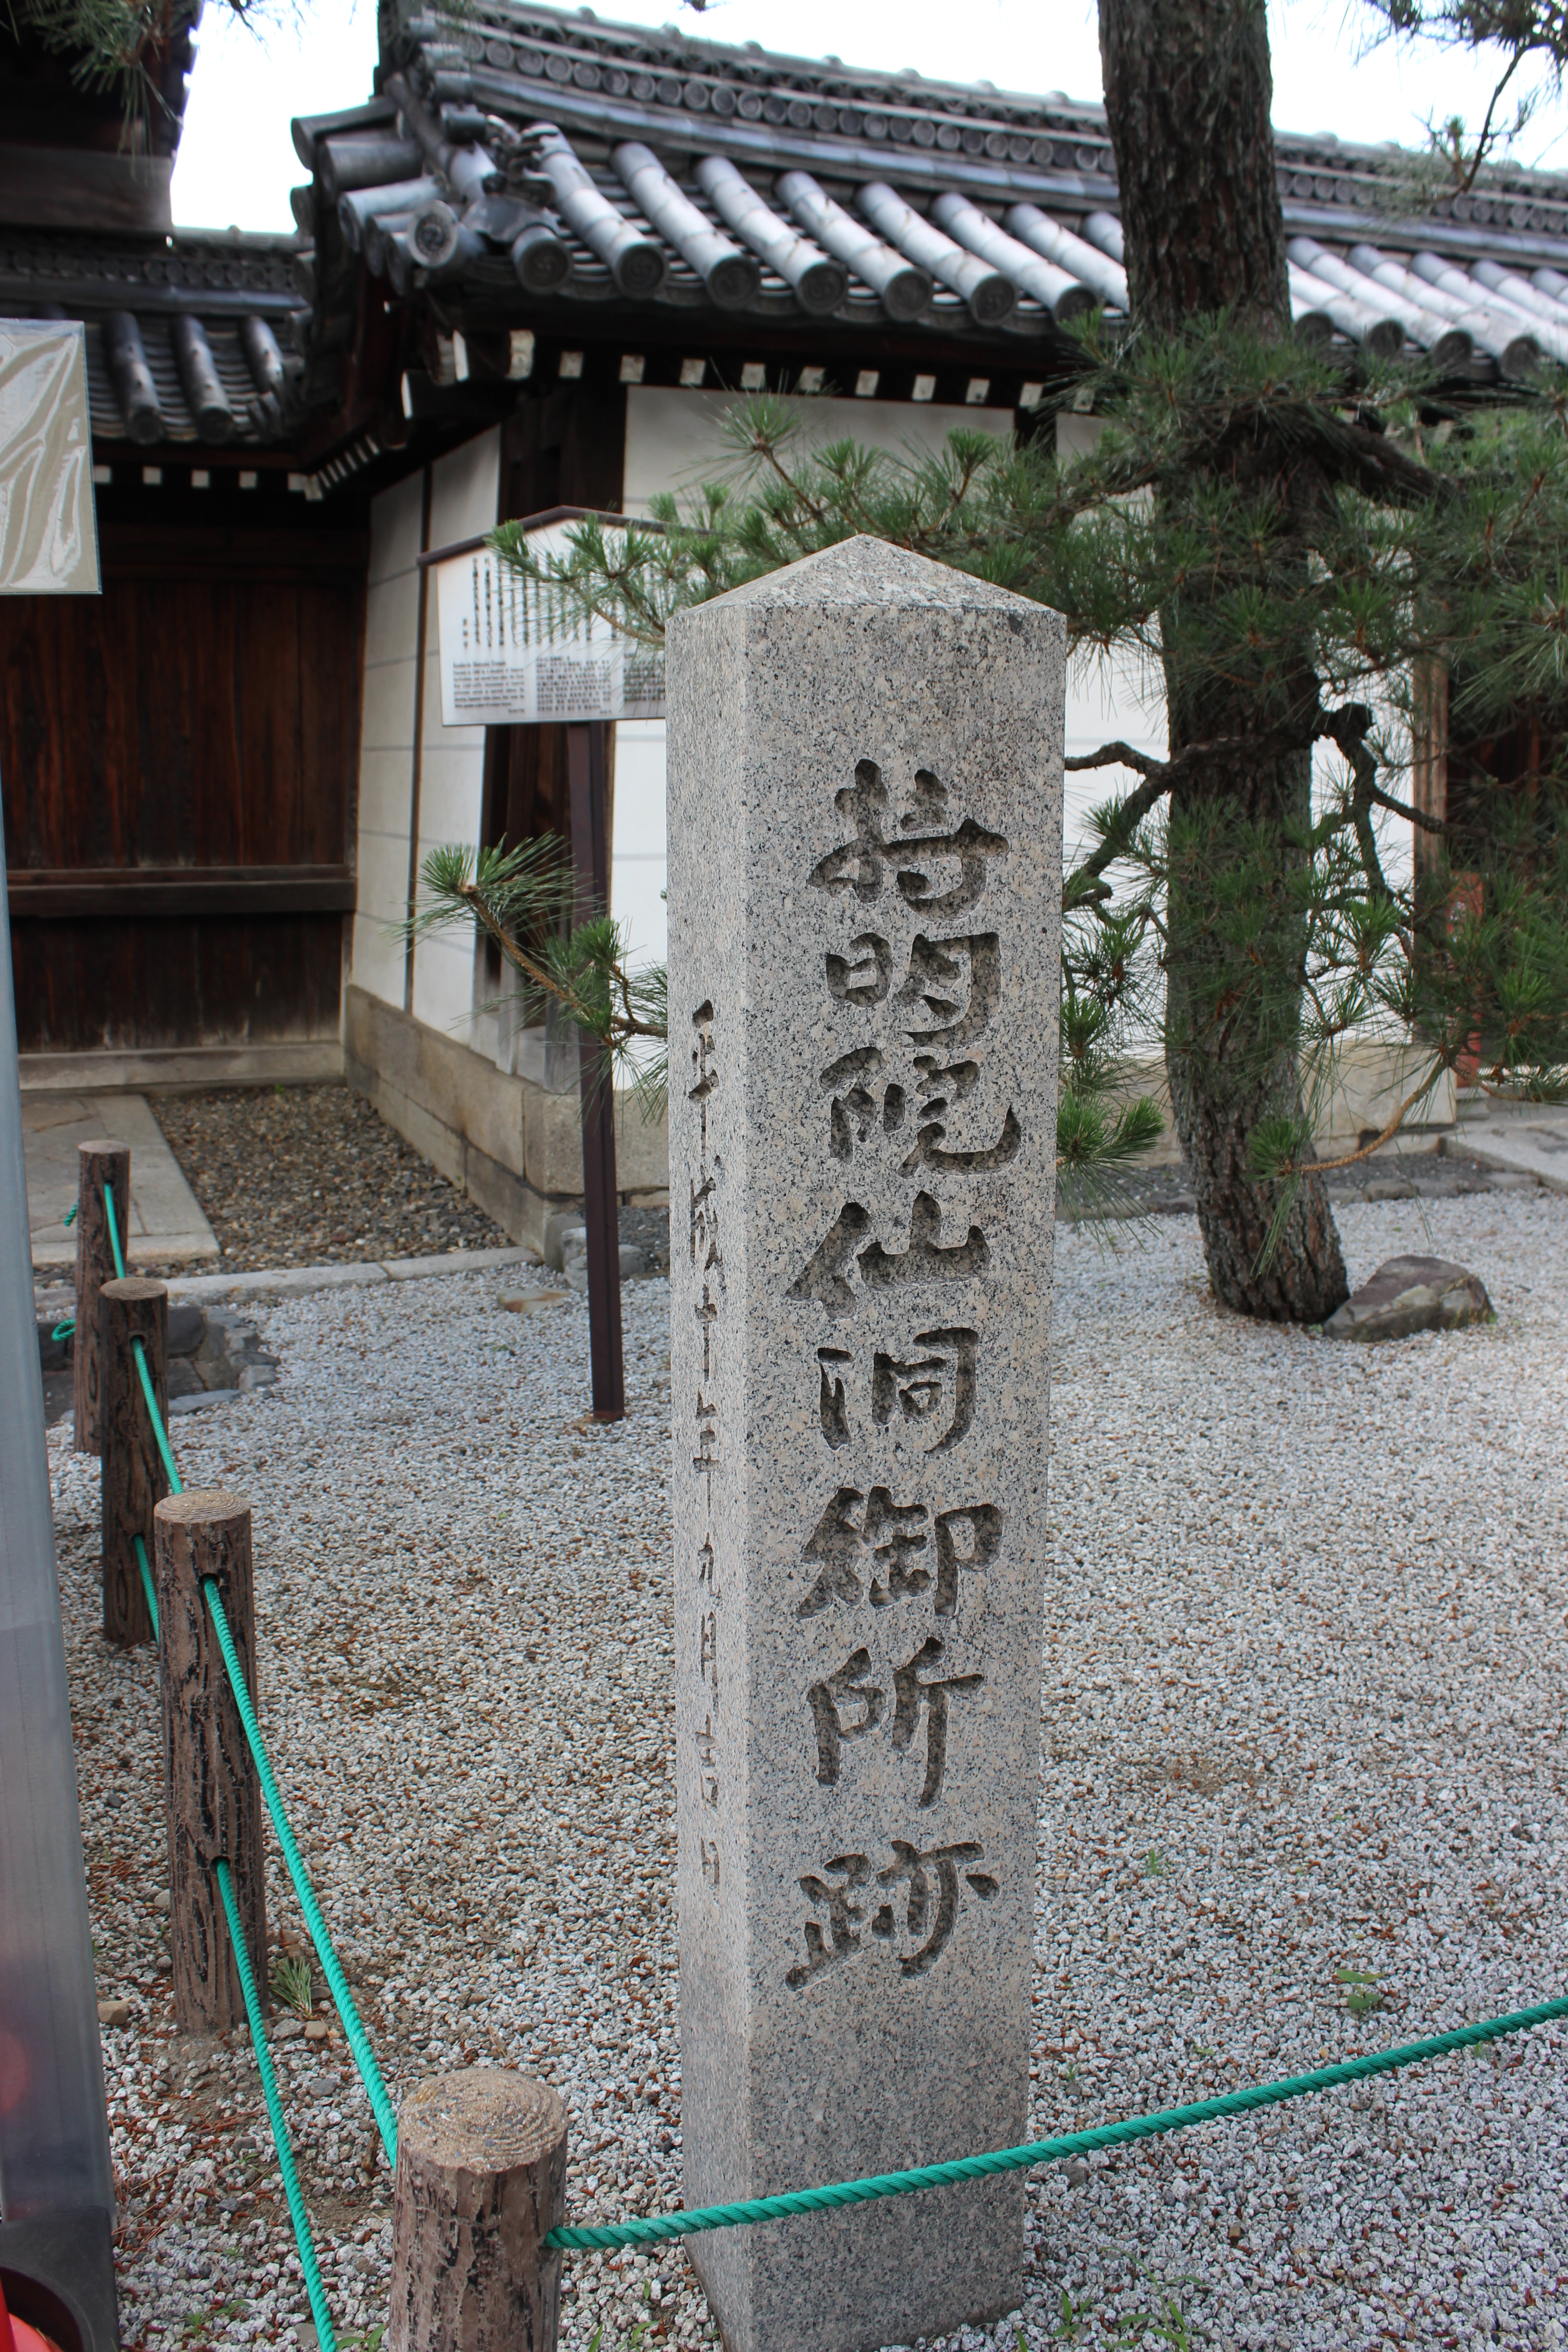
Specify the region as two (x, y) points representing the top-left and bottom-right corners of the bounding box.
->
(51, 1189), (1566, 2352)
(149, 1087), (510, 1271)
(147, 1085), (1517, 1269)
(1070, 1147), (1525, 1223)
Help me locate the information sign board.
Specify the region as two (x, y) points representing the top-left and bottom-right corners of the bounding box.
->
(434, 519), (665, 727)
(0, 320), (99, 595)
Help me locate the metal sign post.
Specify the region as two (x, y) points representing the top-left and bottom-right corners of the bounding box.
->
(0, 319), (120, 2352)
(565, 718), (625, 1422)
(428, 509), (664, 1425)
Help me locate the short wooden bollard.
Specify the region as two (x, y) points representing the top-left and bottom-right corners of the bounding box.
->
(74, 1140), (131, 1454)
(100, 1274), (168, 1645)
(154, 1490), (268, 2034)
(389, 2072), (568, 2352)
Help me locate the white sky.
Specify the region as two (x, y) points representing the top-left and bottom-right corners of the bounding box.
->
(172, 0), (1568, 235)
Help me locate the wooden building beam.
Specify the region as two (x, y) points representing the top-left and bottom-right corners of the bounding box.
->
(7, 867), (356, 921)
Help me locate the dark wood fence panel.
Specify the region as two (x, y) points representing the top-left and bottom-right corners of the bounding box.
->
(1, 513), (367, 1053)
(12, 911), (346, 1053)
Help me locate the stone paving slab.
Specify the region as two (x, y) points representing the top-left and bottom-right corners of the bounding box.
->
(162, 1243), (543, 1303)
(24, 1093), (217, 1269)
(33, 1245), (549, 1316)
(1454, 1100), (1568, 1194)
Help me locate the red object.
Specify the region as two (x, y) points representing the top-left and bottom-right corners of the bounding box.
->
(0, 2275), (63, 2352)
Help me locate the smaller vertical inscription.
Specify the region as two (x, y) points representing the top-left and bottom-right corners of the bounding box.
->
(685, 998), (727, 1895)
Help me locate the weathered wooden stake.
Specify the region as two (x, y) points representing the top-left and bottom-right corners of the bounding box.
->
(389, 2071), (567, 2352)
(73, 1141), (130, 1455)
(99, 1274), (167, 1645)
(154, 1490), (267, 2034)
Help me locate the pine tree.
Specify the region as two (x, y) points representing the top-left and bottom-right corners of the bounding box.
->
(412, 0), (1568, 1320)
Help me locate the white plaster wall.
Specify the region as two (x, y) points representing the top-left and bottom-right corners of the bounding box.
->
(1053, 413), (1163, 885)
(1053, 412), (1413, 894)
(621, 384), (1012, 513)
(612, 716), (670, 973)
(612, 385), (1014, 969)
(411, 430), (502, 1040)
(352, 470), (425, 1009)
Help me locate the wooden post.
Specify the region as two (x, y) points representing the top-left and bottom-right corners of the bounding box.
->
(389, 2071), (567, 2352)
(153, 1490), (267, 2035)
(566, 718), (625, 1423)
(99, 1275), (166, 1646)
(73, 1142), (130, 1455)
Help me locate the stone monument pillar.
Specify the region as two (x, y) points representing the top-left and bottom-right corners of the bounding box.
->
(667, 537), (1064, 2352)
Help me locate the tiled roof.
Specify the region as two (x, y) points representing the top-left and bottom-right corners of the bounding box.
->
(285, 0), (1568, 382)
(0, 230), (314, 447)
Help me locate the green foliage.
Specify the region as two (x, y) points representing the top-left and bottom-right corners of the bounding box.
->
(1047, 2261), (1204, 2347)
(9, 0), (476, 131)
(403, 838), (669, 1121)
(268, 1950), (313, 2019)
(11, 0), (187, 107)
(6, 0), (279, 149)
(1107, 2279), (1199, 2348)
(1054, 2288), (1085, 2341)
(493, 337), (1568, 1245)
(1335, 1965), (1385, 2017)
(180, 2300), (245, 2344)
(1360, 0), (1568, 189)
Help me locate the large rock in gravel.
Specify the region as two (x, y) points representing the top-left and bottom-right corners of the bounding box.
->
(1323, 1255), (1493, 1342)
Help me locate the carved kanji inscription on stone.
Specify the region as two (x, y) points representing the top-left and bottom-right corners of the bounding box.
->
(785, 1838), (1001, 1987)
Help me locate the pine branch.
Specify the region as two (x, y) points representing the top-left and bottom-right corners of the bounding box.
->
(1267, 1066), (1450, 1176)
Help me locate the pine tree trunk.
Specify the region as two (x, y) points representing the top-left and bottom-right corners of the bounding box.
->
(1100, 0), (1289, 332)
(1100, 0), (1350, 1322)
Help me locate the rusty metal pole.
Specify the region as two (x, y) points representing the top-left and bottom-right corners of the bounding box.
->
(566, 718), (625, 1423)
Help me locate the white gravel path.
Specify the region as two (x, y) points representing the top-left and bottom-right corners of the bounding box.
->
(50, 1187), (1566, 2352)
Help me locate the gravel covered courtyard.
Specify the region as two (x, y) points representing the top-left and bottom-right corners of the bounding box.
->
(50, 1186), (1566, 2352)
(149, 1087), (510, 1270)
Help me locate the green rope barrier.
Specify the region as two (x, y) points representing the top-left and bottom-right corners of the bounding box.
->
(132, 1338), (183, 1495)
(132, 1534), (159, 1640)
(64, 1201), (77, 1227)
(214, 1857), (338, 2352)
(103, 1182), (125, 1280)
(203, 1579), (398, 2168)
(51, 1318), (75, 1343)
(92, 1191), (1563, 2278)
(545, 1992), (1568, 2251)
(103, 1180), (183, 1494)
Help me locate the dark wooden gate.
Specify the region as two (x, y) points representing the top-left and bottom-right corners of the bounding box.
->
(1, 490), (367, 1056)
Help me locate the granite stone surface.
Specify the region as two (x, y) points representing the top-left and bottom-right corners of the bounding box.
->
(666, 537), (1065, 2352)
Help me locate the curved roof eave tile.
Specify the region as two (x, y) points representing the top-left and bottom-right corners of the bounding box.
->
(275, 0), (1568, 379)
(383, 0), (1568, 249)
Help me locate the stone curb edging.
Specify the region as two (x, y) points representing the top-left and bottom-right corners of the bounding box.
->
(1452, 1135), (1568, 1196)
(162, 1245), (546, 1304)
